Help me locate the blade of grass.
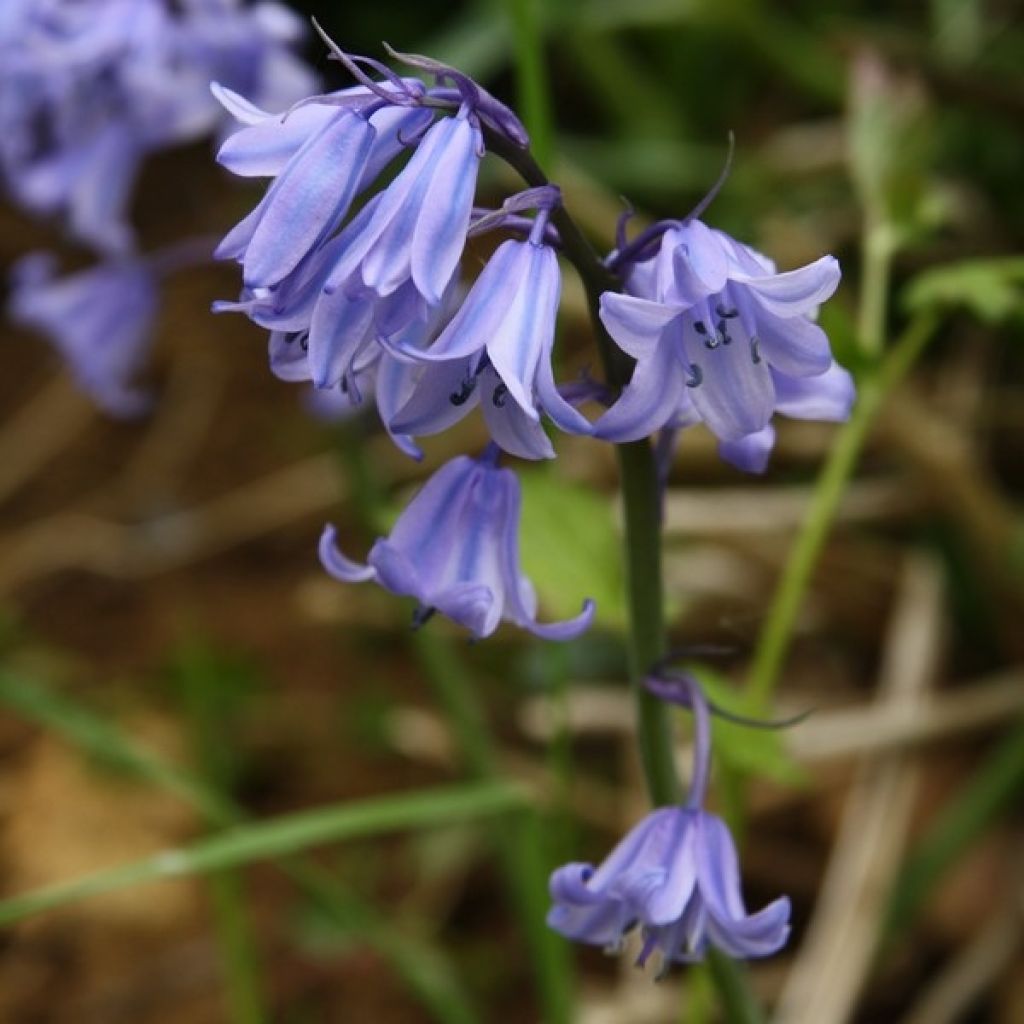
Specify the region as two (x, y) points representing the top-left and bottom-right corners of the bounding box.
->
(0, 778), (527, 927)
(0, 669), (486, 1023)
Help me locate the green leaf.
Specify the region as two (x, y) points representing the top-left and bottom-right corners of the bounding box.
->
(518, 468), (625, 629)
(691, 668), (806, 787)
(904, 258), (1024, 324)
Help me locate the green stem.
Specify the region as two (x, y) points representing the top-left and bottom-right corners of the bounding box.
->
(857, 220), (895, 357)
(485, 130), (761, 1019)
(745, 312), (939, 712)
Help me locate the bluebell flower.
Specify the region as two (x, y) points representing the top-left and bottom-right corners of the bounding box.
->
(9, 252), (158, 416)
(386, 225), (592, 460)
(548, 807), (791, 967)
(548, 671), (790, 972)
(595, 220), (849, 460)
(319, 451), (595, 639)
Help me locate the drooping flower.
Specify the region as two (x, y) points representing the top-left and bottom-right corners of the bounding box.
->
(319, 450), (595, 639)
(548, 672), (790, 972)
(9, 252), (158, 416)
(386, 210), (592, 460)
(595, 219), (850, 463)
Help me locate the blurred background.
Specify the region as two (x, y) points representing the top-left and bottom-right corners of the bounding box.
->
(0, 0), (1023, 1021)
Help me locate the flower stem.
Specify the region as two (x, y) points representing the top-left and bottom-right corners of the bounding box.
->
(487, 130), (766, 1019)
(744, 311), (939, 712)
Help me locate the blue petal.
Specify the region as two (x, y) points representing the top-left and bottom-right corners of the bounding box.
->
(267, 331), (311, 381)
(479, 367), (556, 460)
(773, 362), (856, 421)
(718, 426), (775, 474)
(594, 345), (686, 443)
(319, 524), (376, 582)
(663, 221), (731, 305)
(486, 243), (560, 419)
(736, 255), (841, 318)
(600, 292), (683, 359)
(753, 306), (834, 377)
(432, 581), (500, 638)
(244, 112), (376, 289)
(217, 102), (335, 177)
(306, 287), (375, 387)
(411, 114), (480, 305)
(388, 356), (478, 438)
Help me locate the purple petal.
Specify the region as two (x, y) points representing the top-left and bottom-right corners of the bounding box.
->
(705, 897), (791, 959)
(432, 581), (500, 638)
(664, 221), (731, 304)
(479, 367), (556, 460)
(643, 812), (699, 926)
(753, 306), (834, 377)
(244, 112), (376, 288)
(682, 307), (775, 441)
(388, 357), (479, 438)
(306, 288), (375, 388)
(210, 82), (270, 125)
(486, 243), (560, 418)
(267, 331), (311, 381)
(217, 102), (336, 177)
(411, 114), (480, 305)
(600, 292), (683, 359)
(736, 255), (841, 318)
(773, 362), (855, 421)
(374, 352), (424, 460)
(593, 345), (686, 443)
(718, 425), (775, 474)
(319, 524), (376, 582)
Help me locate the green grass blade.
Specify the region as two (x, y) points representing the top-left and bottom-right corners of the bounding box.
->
(505, 0), (554, 165)
(0, 779), (526, 926)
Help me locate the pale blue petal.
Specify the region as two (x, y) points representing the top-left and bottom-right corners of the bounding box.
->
(773, 362), (855, 421)
(718, 426), (775, 474)
(600, 292), (683, 359)
(736, 255), (841, 318)
(306, 287), (375, 387)
(319, 524), (376, 582)
(388, 357), (478, 438)
(479, 367), (556, 460)
(216, 102), (335, 177)
(593, 345), (686, 443)
(244, 112), (376, 288)
(411, 115), (480, 304)
(753, 305), (833, 377)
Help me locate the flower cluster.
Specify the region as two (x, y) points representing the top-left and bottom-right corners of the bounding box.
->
(548, 674), (791, 971)
(213, 32), (853, 641)
(3, 1), (317, 415)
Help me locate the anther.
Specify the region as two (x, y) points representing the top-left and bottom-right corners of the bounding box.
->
(715, 303), (738, 319)
(449, 376), (478, 406)
(412, 605), (437, 629)
(750, 337), (762, 365)
(686, 364), (703, 388)
(492, 382), (508, 407)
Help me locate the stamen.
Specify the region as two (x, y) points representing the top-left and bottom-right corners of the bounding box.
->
(715, 303), (738, 318)
(693, 321), (708, 336)
(411, 605), (436, 629)
(715, 320), (733, 345)
(449, 376), (478, 406)
(750, 337), (762, 364)
(685, 364), (703, 388)
(492, 382), (508, 407)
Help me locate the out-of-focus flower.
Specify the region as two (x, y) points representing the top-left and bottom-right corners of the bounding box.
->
(319, 450), (595, 639)
(9, 252), (158, 416)
(548, 672), (790, 972)
(595, 220), (850, 466)
(0, 0), (316, 252)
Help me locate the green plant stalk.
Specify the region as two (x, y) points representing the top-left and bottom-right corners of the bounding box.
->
(857, 221), (895, 358)
(745, 311), (938, 712)
(483, 129), (762, 1020)
(0, 675), (479, 1022)
(0, 779), (525, 926)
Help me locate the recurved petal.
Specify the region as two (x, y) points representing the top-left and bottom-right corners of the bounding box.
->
(479, 367), (556, 460)
(243, 112), (376, 289)
(706, 896), (791, 959)
(718, 425), (775, 474)
(773, 362), (855, 421)
(547, 896), (629, 947)
(693, 812), (749, 923)
(267, 331), (311, 381)
(411, 114), (480, 304)
(665, 220), (731, 304)
(642, 811), (699, 926)
(360, 107), (434, 188)
(216, 192), (270, 261)
(588, 809), (679, 893)
(374, 352), (424, 460)
(599, 292), (682, 359)
(737, 255), (841, 318)
(210, 82), (272, 125)
(593, 345), (686, 443)
(319, 523), (376, 582)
